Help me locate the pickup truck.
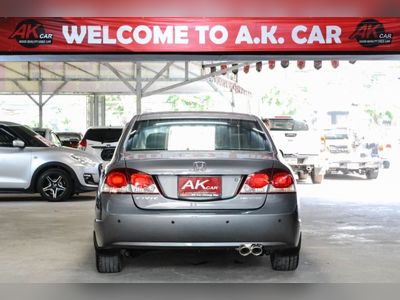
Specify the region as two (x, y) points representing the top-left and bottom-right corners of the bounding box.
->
(267, 117), (327, 184)
(324, 128), (380, 179)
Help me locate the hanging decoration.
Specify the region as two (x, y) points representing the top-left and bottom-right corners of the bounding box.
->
(256, 61), (263, 72)
(331, 60), (340, 69)
(268, 60), (275, 70)
(232, 63), (239, 75)
(297, 60), (306, 69)
(221, 64), (228, 75)
(210, 66), (216, 75)
(314, 60), (322, 70)
(281, 60), (290, 68)
(243, 64), (250, 74)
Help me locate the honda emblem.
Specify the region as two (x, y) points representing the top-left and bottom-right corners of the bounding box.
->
(193, 161), (206, 172)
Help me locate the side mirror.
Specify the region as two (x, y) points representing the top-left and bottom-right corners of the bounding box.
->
(13, 139), (25, 148)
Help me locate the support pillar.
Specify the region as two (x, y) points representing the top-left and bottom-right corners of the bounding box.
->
(87, 94), (106, 127)
(136, 62), (142, 114)
(38, 80), (43, 127)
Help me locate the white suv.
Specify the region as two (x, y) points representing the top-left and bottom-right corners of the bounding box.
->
(79, 127), (123, 162)
(0, 121), (101, 201)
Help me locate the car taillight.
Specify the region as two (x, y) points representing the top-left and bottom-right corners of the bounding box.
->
(102, 170), (130, 193)
(241, 173), (270, 193)
(272, 172), (293, 188)
(269, 172), (294, 193)
(78, 139), (87, 150)
(106, 171), (127, 188)
(102, 169), (159, 194)
(130, 173), (158, 193)
(245, 173), (269, 190)
(241, 170), (295, 194)
(386, 144), (392, 149)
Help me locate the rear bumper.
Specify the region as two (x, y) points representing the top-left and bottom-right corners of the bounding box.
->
(94, 209), (301, 251)
(328, 160), (380, 171)
(284, 154), (327, 174)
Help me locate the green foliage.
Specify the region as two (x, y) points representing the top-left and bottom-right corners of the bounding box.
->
(166, 95), (212, 111)
(62, 117), (71, 127)
(261, 87), (298, 116)
(106, 95), (124, 117)
(365, 107), (394, 125)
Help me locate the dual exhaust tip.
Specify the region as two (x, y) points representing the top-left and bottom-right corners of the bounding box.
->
(237, 244), (264, 257)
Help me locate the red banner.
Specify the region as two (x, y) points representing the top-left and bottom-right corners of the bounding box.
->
(0, 17), (399, 53)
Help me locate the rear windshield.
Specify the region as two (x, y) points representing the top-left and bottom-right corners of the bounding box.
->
(126, 119), (272, 152)
(84, 128), (122, 143)
(269, 119), (308, 131)
(57, 133), (81, 141)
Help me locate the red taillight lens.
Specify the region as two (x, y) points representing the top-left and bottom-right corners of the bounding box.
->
(102, 169), (159, 194)
(272, 172), (294, 189)
(386, 144), (392, 149)
(79, 139), (87, 150)
(130, 173), (157, 193)
(131, 173), (154, 189)
(106, 171), (127, 188)
(240, 170), (295, 194)
(241, 173), (270, 193)
(246, 173), (270, 189)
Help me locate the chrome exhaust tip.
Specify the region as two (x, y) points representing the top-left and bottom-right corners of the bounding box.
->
(237, 244), (252, 256)
(250, 244), (264, 256)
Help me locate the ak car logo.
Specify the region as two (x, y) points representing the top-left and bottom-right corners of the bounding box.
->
(193, 161), (207, 172)
(9, 19), (53, 48)
(350, 19), (393, 48)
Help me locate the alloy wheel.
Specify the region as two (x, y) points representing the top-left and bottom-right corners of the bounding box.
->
(42, 175), (67, 200)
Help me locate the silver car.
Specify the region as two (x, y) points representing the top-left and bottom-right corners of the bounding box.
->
(33, 127), (62, 147)
(0, 121), (101, 201)
(94, 112), (301, 273)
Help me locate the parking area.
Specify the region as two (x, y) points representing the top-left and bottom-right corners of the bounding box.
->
(1, 163), (399, 283)
(0, 16), (399, 284)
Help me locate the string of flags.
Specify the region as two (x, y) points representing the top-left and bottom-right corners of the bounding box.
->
(210, 60), (353, 75)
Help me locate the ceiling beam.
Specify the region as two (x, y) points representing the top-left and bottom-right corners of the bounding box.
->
(11, 80), (39, 105)
(102, 62), (136, 94)
(0, 63), (28, 79)
(42, 81), (69, 106)
(143, 62), (248, 97)
(142, 61), (174, 93)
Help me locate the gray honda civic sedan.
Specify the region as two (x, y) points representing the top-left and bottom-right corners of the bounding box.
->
(94, 112), (301, 273)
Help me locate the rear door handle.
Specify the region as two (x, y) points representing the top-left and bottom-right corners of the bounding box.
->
(285, 133), (297, 137)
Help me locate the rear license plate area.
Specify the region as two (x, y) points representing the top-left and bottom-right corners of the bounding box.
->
(178, 176), (222, 198)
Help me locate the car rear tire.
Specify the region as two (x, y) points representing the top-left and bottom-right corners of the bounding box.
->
(366, 169), (379, 180)
(311, 171), (323, 184)
(96, 251), (122, 273)
(270, 235), (301, 271)
(270, 250), (299, 271)
(37, 168), (73, 202)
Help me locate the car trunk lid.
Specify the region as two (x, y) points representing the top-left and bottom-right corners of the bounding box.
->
(123, 151), (275, 210)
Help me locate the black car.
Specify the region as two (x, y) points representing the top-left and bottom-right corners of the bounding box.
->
(57, 132), (83, 149)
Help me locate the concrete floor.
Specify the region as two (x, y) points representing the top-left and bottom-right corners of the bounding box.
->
(0, 169), (399, 282)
